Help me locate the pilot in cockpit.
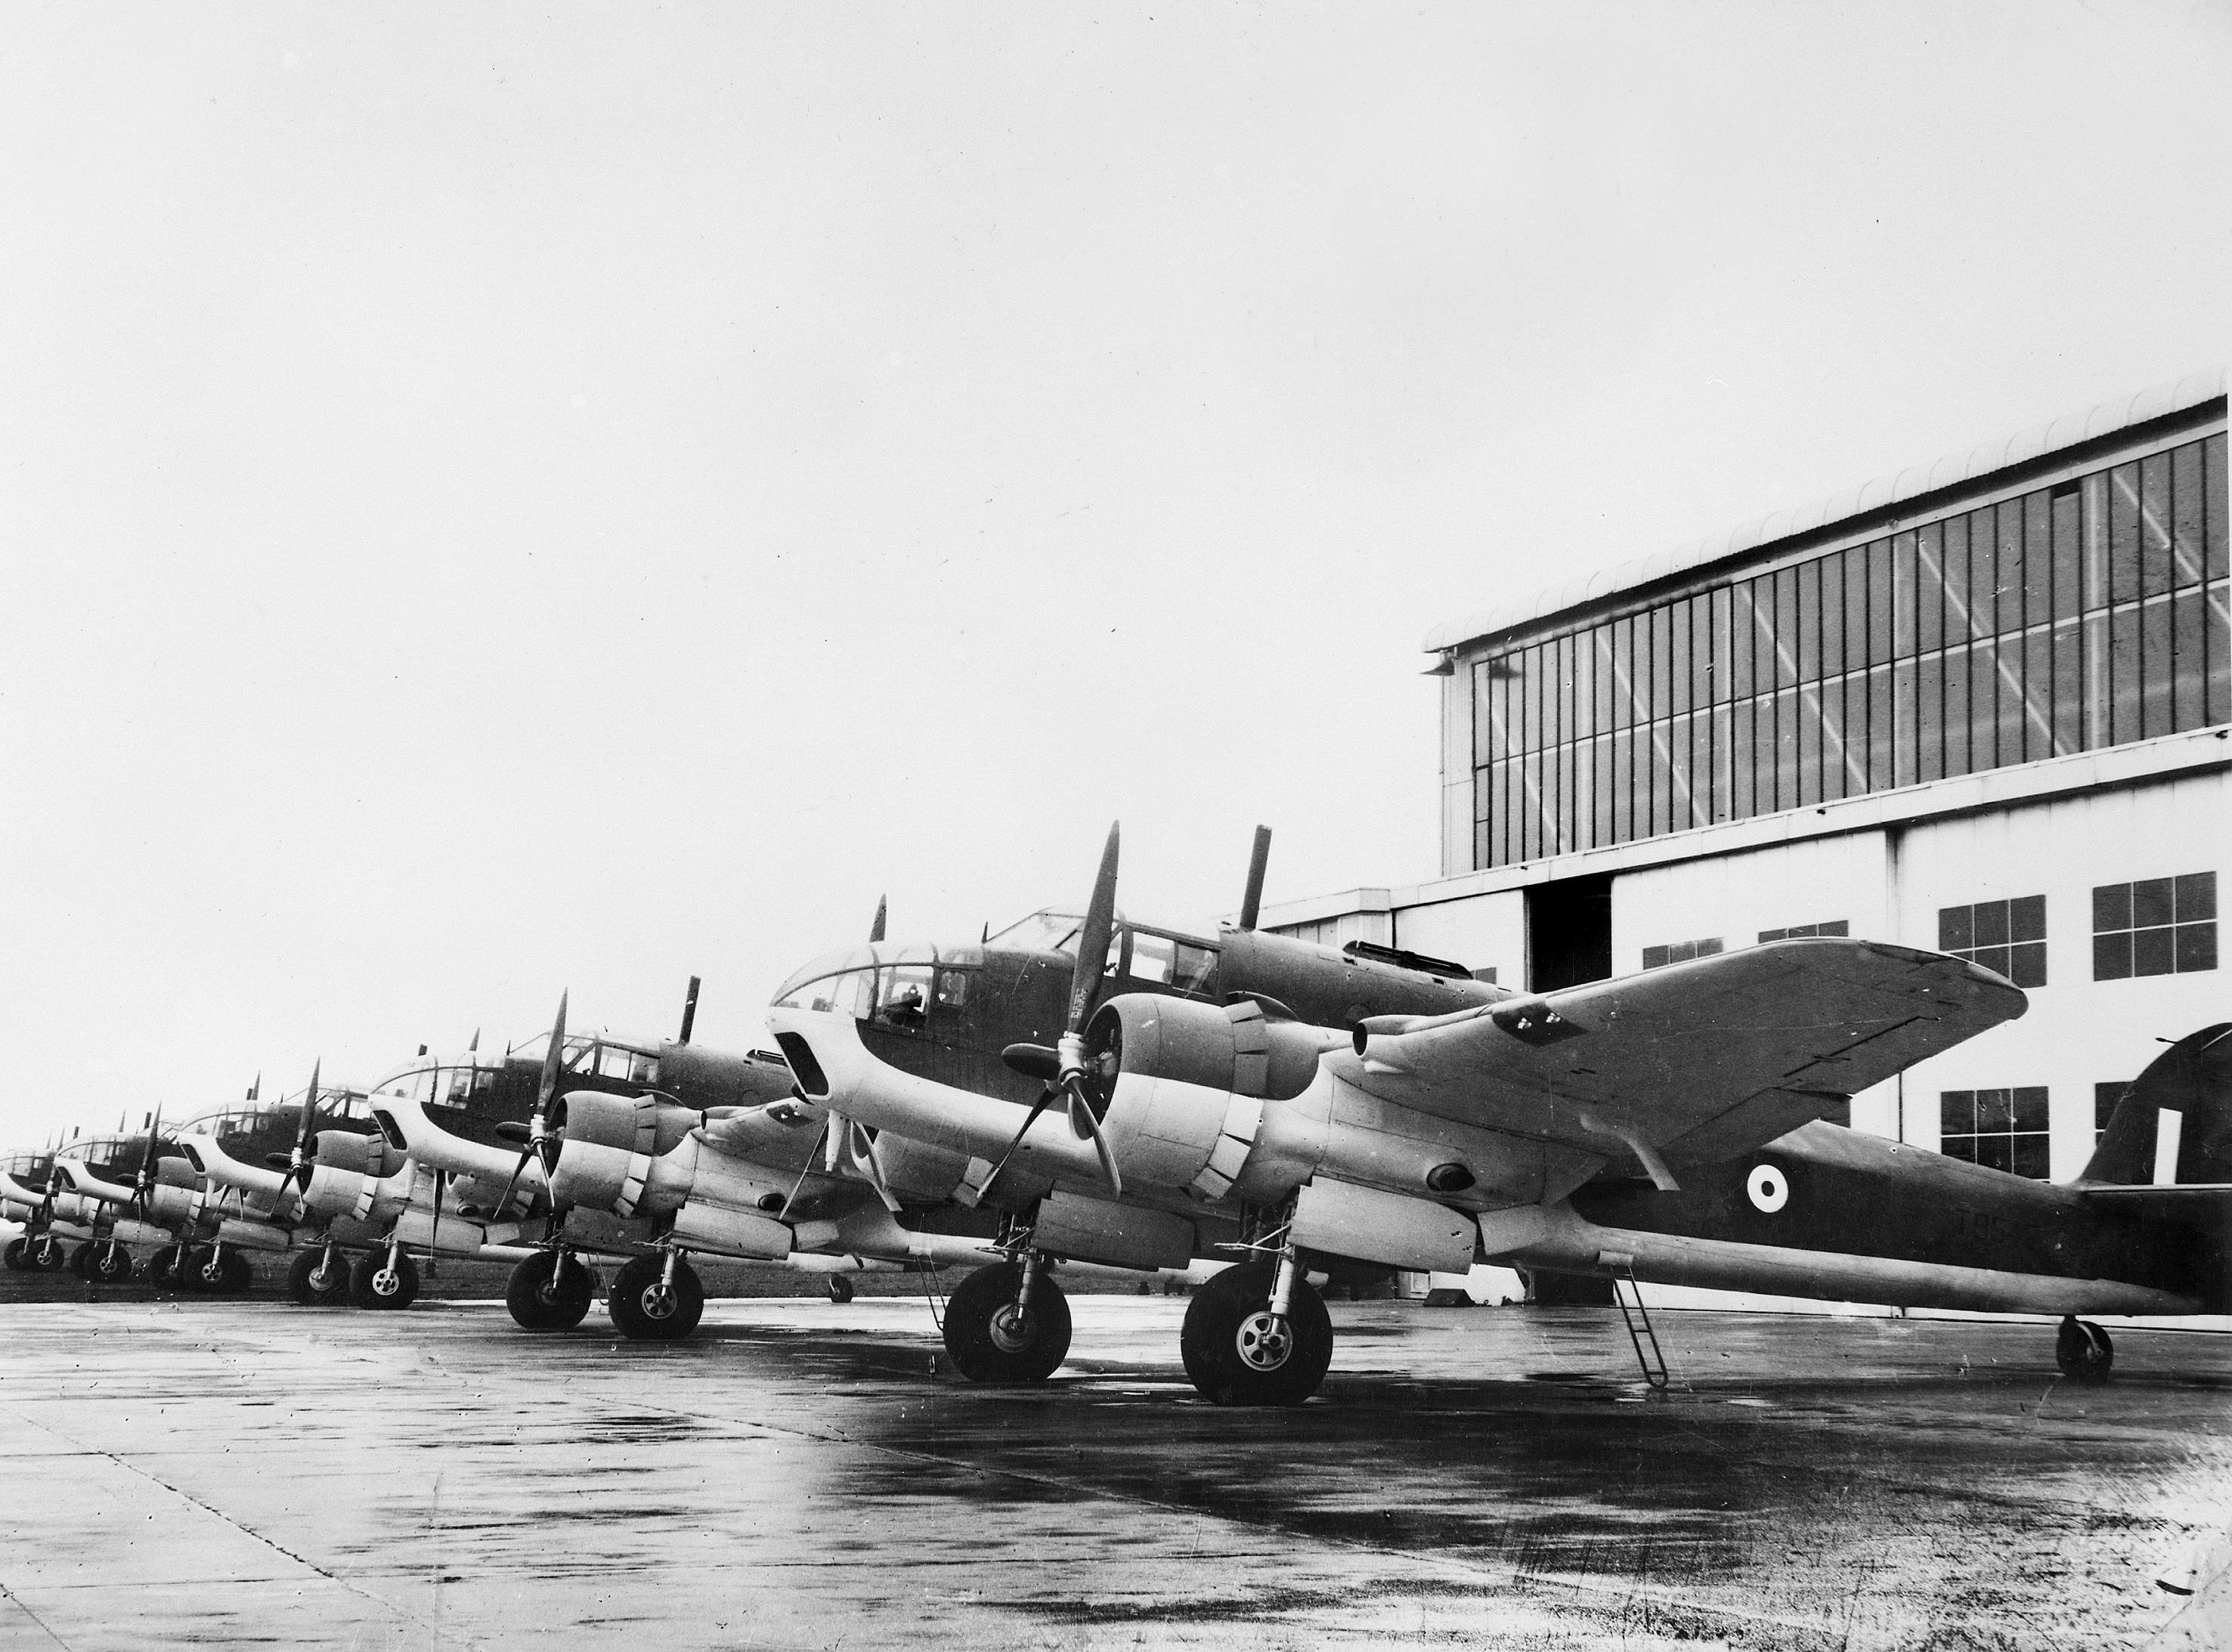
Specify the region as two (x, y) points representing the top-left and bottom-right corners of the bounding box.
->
(880, 984), (927, 1028)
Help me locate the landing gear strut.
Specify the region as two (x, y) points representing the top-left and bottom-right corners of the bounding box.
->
(2056, 1316), (2114, 1383)
(610, 1248), (704, 1341)
(944, 1253), (1073, 1384)
(507, 1248), (595, 1331)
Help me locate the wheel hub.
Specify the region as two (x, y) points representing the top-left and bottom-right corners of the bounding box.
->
(372, 1269), (401, 1297)
(1235, 1310), (1293, 1372)
(989, 1304), (1036, 1353)
(642, 1282), (678, 1320)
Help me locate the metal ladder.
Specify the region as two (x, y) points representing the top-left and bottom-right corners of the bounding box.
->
(1601, 1250), (1669, 1390)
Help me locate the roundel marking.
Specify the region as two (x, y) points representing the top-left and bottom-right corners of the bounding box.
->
(1745, 1164), (1788, 1214)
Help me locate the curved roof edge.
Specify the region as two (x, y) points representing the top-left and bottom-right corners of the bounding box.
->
(1423, 365), (2228, 654)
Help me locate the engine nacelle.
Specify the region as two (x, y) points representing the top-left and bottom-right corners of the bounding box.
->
(1085, 995), (1344, 1199)
(667, 1199), (793, 1260)
(547, 1091), (703, 1215)
(314, 1131), (400, 1180)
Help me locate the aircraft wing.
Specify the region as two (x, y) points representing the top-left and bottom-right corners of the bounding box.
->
(1327, 938), (2024, 1178)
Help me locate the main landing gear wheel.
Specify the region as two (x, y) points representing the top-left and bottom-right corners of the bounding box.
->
(67, 1242), (97, 1280)
(141, 1243), (189, 1285)
(2, 1238), (27, 1271)
(825, 1274), (855, 1304)
(943, 1261), (1073, 1384)
(88, 1245), (134, 1285)
(608, 1254), (704, 1341)
(351, 1251), (419, 1310)
(287, 1249), (352, 1307)
(28, 1236), (68, 1273)
(507, 1251), (596, 1331)
(2057, 1316), (2115, 1383)
(190, 1245), (252, 1295)
(1181, 1259), (1334, 1406)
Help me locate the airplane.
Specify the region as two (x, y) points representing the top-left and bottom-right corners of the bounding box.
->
(370, 974), (1012, 1339)
(764, 823), (2031, 1403)
(1510, 1019), (2232, 1382)
(2, 1120), (206, 1285)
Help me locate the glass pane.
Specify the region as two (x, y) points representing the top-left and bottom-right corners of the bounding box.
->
(2141, 452), (2175, 600)
(1916, 521), (1946, 653)
(2141, 596), (2174, 739)
(2094, 931), (2132, 980)
(2172, 589), (2207, 731)
(1965, 509), (1999, 639)
(1977, 1089), (2013, 1131)
(1975, 901), (2011, 946)
(2011, 1087), (2049, 1131)
(1941, 1093), (1977, 1139)
(2172, 441), (2207, 587)
(2176, 871), (2216, 920)
(2131, 877), (2175, 929)
(2009, 942), (2047, 988)
(1939, 906), (1974, 950)
(1670, 599), (1693, 716)
(1796, 558), (1822, 682)
(2175, 923), (2218, 973)
(1819, 552), (1845, 680)
(2133, 927), (2175, 977)
(2052, 487), (2083, 623)
(2206, 433), (2228, 580)
(2109, 462), (2141, 605)
(2011, 1136), (2050, 1179)
(2094, 882), (2131, 932)
(1968, 641), (1999, 771)
(1975, 1135), (2014, 1174)
(2022, 491), (2052, 630)
(2009, 895), (2046, 942)
(1774, 566), (1800, 688)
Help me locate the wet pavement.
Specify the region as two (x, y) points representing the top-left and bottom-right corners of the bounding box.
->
(0, 1296), (2224, 1650)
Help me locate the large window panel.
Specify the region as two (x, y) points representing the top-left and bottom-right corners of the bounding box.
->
(1592, 735), (1614, 846)
(1797, 688), (1823, 806)
(1772, 565), (1800, 688)
(1916, 521), (1946, 653)
(1819, 551), (1846, 679)
(2051, 616), (2084, 756)
(1918, 650), (1946, 783)
(1867, 664), (1894, 790)
(2171, 589), (2209, 732)
(1709, 587), (1734, 706)
(1994, 625), (2027, 765)
(1893, 659), (1918, 788)
(1670, 598), (1694, 716)
(2141, 596), (2175, 739)
(1796, 557), (1822, 682)
(1864, 539), (1893, 667)
(2109, 461), (2141, 605)
(1611, 726), (1634, 845)
(2110, 605), (2142, 747)
(2051, 485), (2083, 623)
(2021, 493), (2051, 630)
(1968, 506), (2002, 641)
(2141, 451), (2175, 600)
(2171, 442), (2207, 588)
(2208, 433), (2228, 580)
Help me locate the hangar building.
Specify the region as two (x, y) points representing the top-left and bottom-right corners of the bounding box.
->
(1263, 370), (2227, 1184)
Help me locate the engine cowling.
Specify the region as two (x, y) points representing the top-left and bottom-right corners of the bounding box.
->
(547, 1091), (704, 1215)
(314, 1131), (400, 1179)
(1085, 995), (1345, 1199)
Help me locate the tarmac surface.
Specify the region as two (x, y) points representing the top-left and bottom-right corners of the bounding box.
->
(0, 1294), (2225, 1651)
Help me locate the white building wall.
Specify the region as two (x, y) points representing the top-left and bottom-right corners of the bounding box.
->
(1887, 766), (2231, 1179)
(1393, 890), (1525, 985)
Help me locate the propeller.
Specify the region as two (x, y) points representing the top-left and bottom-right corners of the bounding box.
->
(428, 1166), (447, 1253)
(126, 1106), (163, 1222)
(494, 992), (569, 1217)
(270, 1062), (323, 1199)
(677, 977), (701, 1045)
(988, 823), (1124, 1198)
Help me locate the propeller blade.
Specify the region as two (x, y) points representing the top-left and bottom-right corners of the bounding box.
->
(1065, 1079), (1124, 1199)
(492, 1143), (537, 1218)
(1000, 1043), (1061, 1081)
(494, 1121), (531, 1145)
(677, 976), (701, 1045)
(775, 1115), (831, 1219)
(298, 1060), (321, 1159)
(469, 1028), (481, 1052)
(1237, 824), (1272, 932)
(980, 1087), (1063, 1196)
(534, 993), (570, 1117)
(1066, 823), (1120, 1035)
(429, 1168), (444, 1253)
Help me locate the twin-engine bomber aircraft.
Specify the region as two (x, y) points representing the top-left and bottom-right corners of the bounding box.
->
(765, 824), (2029, 1403)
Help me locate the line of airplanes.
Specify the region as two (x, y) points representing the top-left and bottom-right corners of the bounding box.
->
(4, 824), (2225, 1404)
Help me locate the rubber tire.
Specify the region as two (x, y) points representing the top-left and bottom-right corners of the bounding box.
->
(88, 1245), (134, 1285)
(187, 1245), (241, 1294)
(1180, 1260), (1335, 1406)
(506, 1251), (596, 1331)
(942, 1263), (1073, 1384)
(2, 1238), (26, 1271)
(350, 1251), (419, 1310)
(608, 1254), (704, 1341)
(68, 1242), (97, 1280)
(825, 1273), (855, 1304)
(29, 1236), (70, 1273)
(141, 1243), (190, 1285)
(288, 1249), (352, 1307)
(2056, 1316), (2115, 1383)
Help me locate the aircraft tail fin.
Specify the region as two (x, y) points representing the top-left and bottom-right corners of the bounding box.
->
(2078, 1022), (2232, 1186)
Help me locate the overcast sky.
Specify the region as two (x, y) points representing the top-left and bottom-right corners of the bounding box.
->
(1, 2), (2224, 1146)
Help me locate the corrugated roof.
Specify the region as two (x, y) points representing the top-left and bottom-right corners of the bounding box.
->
(1423, 366), (2228, 654)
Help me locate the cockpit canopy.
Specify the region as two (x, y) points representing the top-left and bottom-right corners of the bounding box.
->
(370, 1032), (660, 1109)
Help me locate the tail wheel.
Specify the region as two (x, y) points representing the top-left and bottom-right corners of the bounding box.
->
(287, 1249), (351, 1307)
(506, 1251), (596, 1331)
(1180, 1260), (1334, 1406)
(351, 1251), (419, 1310)
(608, 1254), (704, 1341)
(825, 1273), (856, 1304)
(943, 1262), (1072, 1384)
(2056, 1316), (2115, 1383)
(88, 1245), (134, 1285)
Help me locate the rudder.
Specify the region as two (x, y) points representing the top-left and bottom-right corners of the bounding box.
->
(2079, 1023), (2232, 1186)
